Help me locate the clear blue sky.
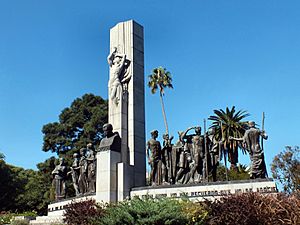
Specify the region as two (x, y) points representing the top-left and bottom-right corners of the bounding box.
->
(0, 0), (299, 176)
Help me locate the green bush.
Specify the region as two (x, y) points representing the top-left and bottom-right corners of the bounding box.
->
(93, 197), (189, 225)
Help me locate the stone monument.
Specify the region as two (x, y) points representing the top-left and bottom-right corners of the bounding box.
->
(96, 20), (146, 202)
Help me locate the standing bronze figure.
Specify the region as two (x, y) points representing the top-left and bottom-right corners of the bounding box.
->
(230, 121), (268, 179)
(52, 158), (67, 200)
(146, 130), (162, 186)
(68, 153), (80, 196)
(78, 148), (88, 194)
(86, 143), (97, 193)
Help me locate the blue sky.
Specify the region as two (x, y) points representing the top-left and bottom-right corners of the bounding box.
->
(0, 0), (299, 176)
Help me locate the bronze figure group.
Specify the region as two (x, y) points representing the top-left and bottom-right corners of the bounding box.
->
(147, 120), (268, 186)
(52, 123), (121, 200)
(147, 126), (221, 186)
(52, 143), (97, 200)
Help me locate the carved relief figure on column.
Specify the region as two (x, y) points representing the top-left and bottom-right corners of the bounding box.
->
(78, 148), (88, 195)
(230, 121), (268, 179)
(52, 157), (67, 200)
(86, 143), (97, 193)
(107, 47), (129, 105)
(146, 130), (162, 186)
(68, 153), (80, 196)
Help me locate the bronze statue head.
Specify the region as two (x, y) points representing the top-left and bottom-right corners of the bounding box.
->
(103, 123), (113, 137)
(248, 121), (255, 128)
(150, 130), (158, 139)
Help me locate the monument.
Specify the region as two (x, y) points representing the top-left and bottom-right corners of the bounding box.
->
(96, 20), (145, 202)
(30, 20), (277, 225)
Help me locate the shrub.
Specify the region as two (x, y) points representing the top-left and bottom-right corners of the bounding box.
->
(0, 212), (13, 225)
(63, 199), (104, 225)
(94, 197), (189, 225)
(180, 200), (208, 225)
(10, 220), (29, 225)
(0, 212), (36, 225)
(205, 192), (300, 225)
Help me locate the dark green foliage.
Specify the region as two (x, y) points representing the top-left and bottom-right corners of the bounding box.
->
(271, 146), (300, 194)
(0, 152), (4, 160)
(0, 160), (28, 212)
(0, 156), (56, 215)
(63, 199), (104, 225)
(93, 197), (188, 225)
(42, 93), (108, 155)
(205, 192), (300, 225)
(216, 163), (250, 181)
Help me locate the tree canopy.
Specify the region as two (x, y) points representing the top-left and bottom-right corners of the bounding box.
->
(42, 93), (108, 155)
(0, 155), (56, 215)
(208, 106), (249, 168)
(148, 67), (173, 135)
(271, 146), (300, 194)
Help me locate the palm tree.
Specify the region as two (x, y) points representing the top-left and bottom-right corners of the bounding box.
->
(148, 67), (173, 135)
(208, 106), (249, 170)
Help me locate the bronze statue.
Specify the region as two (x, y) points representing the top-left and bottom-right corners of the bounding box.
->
(52, 158), (67, 200)
(68, 153), (80, 196)
(230, 121), (268, 179)
(98, 123), (121, 152)
(161, 134), (173, 184)
(175, 130), (191, 184)
(78, 148), (88, 194)
(146, 130), (162, 186)
(207, 127), (221, 182)
(189, 127), (205, 183)
(86, 143), (96, 193)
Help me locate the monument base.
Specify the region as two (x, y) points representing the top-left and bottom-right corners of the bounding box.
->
(131, 179), (277, 201)
(30, 194), (96, 225)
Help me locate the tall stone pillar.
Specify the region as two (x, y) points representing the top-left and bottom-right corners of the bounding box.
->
(108, 20), (146, 187)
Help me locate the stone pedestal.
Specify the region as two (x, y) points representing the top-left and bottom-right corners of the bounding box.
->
(96, 150), (121, 202)
(131, 179), (278, 202)
(117, 162), (134, 201)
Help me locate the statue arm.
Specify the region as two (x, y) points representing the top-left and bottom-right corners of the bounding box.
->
(260, 130), (268, 140)
(118, 53), (126, 66)
(107, 47), (117, 66)
(229, 136), (243, 141)
(181, 127), (194, 141)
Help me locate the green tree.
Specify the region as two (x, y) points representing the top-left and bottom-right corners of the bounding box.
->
(0, 152), (4, 160)
(271, 146), (300, 194)
(216, 163), (250, 181)
(208, 106), (249, 169)
(0, 158), (19, 211)
(15, 157), (57, 215)
(42, 93), (108, 155)
(148, 67), (173, 135)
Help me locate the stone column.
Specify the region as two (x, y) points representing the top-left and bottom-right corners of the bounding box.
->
(108, 20), (146, 187)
